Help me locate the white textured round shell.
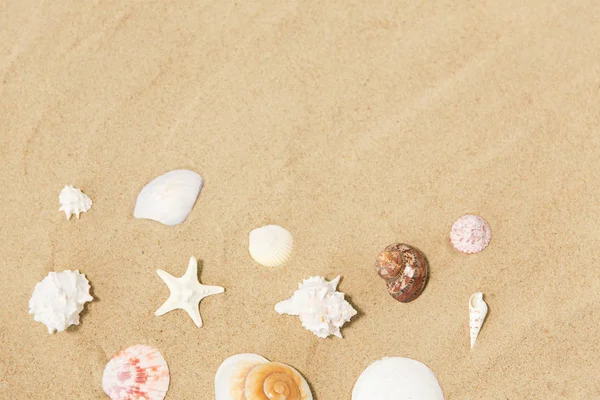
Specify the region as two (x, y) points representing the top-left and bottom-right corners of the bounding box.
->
(134, 169), (203, 226)
(352, 357), (444, 400)
(248, 225), (293, 267)
(214, 353), (313, 400)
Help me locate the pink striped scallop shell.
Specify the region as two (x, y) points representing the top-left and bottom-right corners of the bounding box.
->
(450, 214), (491, 254)
(102, 345), (170, 400)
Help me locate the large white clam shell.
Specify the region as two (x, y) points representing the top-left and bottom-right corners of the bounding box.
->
(133, 169), (203, 226)
(352, 357), (444, 400)
(215, 353), (313, 400)
(248, 225), (293, 267)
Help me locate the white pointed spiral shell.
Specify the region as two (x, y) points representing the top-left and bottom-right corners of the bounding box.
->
(248, 225), (293, 267)
(215, 353), (312, 400)
(469, 292), (488, 349)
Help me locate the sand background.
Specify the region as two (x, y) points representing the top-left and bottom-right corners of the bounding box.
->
(1, 0), (600, 398)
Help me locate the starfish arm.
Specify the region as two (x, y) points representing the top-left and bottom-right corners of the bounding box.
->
(155, 296), (180, 316)
(203, 285), (225, 295)
(156, 269), (179, 290)
(184, 303), (203, 328)
(183, 257), (198, 280)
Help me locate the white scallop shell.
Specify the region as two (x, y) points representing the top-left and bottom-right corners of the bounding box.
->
(248, 225), (293, 267)
(352, 357), (445, 400)
(59, 185), (92, 219)
(469, 292), (488, 349)
(134, 169), (203, 226)
(215, 353), (312, 400)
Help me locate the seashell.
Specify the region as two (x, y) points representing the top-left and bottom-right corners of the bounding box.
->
(450, 214), (491, 254)
(59, 185), (92, 219)
(469, 292), (488, 349)
(352, 357), (445, 400)
(375, 243), (429, 303)
(248, 225), (293, 267)
(275, 275), (357, 338)
(215, 353), (313, 400)
(102, 344), (170, 400)
(134, 169), (203, 226)
(28, 269), (93, 333)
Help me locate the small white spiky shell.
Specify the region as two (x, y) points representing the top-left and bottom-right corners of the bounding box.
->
(102, 345), (170, 400)
(469, 292), (488, 349)
(59, 185), (92, 219)
(248, 225), (293, 267)
(133, 169), (203, 226)
(214, 353), (313, 400)
(352, 357), (445, 400)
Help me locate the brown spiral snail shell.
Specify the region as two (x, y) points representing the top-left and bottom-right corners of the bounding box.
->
(375, 243), (429, 303)
(215, 353), (313, 400)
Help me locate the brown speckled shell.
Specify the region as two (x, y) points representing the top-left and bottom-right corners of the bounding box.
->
(375, 243), (429, 303)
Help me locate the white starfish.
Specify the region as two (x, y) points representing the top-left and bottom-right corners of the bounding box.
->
(155, 256), (224, 327)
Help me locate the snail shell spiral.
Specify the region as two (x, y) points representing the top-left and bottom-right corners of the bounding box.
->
(245, 362), (302, 400)
(214, 354), (313, 400)
(375, 243), (429, 303)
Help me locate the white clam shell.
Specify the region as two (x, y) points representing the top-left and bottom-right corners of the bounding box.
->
(469, 292), (488, 349)
(352, 357), (445, 400)
(215, 353), (312, 400)
(248, 225), (293, 267)
(134, 169), (203, 226)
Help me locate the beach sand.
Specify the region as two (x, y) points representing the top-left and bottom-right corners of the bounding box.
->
(1, 1), (599, 398)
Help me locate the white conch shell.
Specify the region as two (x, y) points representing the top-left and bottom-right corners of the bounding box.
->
(248, 225), (293, 267)
(469, 292), (488, 349)
(215, 353), (313, 400)
(28, 270), (94, 333)
(352, 357), (445, 400)
(134, 169), (203, 226)
(275, 275), (357, 338)
(59, 185), (92, 219)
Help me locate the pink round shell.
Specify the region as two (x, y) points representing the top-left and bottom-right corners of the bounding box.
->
(450, 214), (491, 254)
(102, 344), (170, 400)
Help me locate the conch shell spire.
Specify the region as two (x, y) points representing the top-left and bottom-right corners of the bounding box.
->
(469, 292), (488, 349)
